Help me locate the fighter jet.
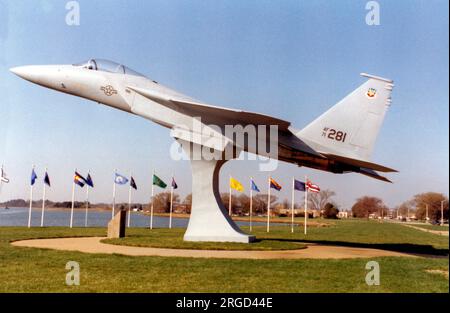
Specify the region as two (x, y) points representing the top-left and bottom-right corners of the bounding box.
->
(10, 59), (396, 242)
(10, 59), (396, 181)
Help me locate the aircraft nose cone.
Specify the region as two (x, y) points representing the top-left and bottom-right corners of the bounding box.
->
(10, 66), (28, 77)
(10, 65), (41, 82)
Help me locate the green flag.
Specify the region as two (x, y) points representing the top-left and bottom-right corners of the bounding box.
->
(152, 174), (167, 188)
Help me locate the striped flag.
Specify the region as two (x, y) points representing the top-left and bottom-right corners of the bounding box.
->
(74, 171), (86, 187)
(306, 180), (320, 193)
(269, 178), (282, 191)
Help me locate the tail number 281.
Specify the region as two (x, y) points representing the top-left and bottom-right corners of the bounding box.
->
(322, 128), (347, 142)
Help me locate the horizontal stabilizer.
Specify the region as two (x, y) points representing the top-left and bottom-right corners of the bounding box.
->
(359, 167), (392, 183)
(323, 153), (397, 172)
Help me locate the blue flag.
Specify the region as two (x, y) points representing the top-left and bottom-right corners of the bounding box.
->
(31, 169), (38, 186)
(115, 173), (129, 185)
(44, 172), (51, 187)
(294, 179), (306, 191)
(85, 173), (94, 188)
(251, 179), (260, 192)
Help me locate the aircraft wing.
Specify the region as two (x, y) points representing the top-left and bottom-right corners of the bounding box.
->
(127, 86), (292, 131)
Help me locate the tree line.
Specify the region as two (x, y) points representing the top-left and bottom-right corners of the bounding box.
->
(2, 190), (447, 222)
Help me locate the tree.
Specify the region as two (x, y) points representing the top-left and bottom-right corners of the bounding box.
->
(351, 196), (387, 218)
(306, 189), (336, 211)
(237, 194), (251, 215)
(412, 192), (448, 222)
(395, 200), (414, 218)
(151, 192), (180, 213)
(220, 193), (241, 215)
(252, 194), (278, 215)
(183, 194), (192, 213)
(323, 202), (339, 219)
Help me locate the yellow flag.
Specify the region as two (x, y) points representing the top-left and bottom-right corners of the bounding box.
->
(230, 177), (244, 192)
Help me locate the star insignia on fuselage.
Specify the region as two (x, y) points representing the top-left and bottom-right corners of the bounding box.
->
(100, 85), (118, 96)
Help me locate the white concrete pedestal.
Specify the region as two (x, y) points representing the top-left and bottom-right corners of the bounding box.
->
(178, 140), (255, 243)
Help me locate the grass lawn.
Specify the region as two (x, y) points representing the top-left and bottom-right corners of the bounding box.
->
(0, 220), (448, 292)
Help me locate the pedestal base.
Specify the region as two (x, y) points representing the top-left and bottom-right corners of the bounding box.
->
(179, 140), (255, 243)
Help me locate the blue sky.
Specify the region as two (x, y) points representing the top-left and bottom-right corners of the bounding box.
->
(0, 0), (448, 209)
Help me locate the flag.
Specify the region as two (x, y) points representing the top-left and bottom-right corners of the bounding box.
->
(251, 179), (260, 192)
(294, 179), (306, 191)
(130, 176), (137, 190)
(152, 174), (167, 188)
(0, 167), (9, 183)
(85, 173), (94, 188)
(269, 178), (282, 191)
(306, 180), (320, 193)
(171, 177), (178, 189)
(31, 168), (38, 186)
(230, 177), (244, 192)
(115, 173), (129, 185)
(74, 171), (86, 187)
(44, 172), (51, 187)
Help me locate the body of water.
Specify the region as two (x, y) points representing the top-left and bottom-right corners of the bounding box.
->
(0, 207), (268, 228)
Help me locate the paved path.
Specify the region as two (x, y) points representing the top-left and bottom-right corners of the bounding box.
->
(403, 224), (449, 236)
(11, 237), (416, 259)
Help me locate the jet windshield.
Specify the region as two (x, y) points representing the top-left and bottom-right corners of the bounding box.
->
(74, 59), (145, 77)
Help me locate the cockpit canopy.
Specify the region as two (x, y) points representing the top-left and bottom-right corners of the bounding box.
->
(74, 59), (145, 77)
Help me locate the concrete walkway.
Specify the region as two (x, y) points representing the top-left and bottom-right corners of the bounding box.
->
(403, 224), (449, 236)
(11, 237), (416, 259)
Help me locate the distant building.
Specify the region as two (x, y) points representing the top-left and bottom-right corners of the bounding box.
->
(338, 211), (349, 218)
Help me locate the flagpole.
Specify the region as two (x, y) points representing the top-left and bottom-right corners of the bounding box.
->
(127, 172), (132, 228)
(85, 181), (89, 228)
(150, 170), (154, 229)
(40, 168), (47, 227)
(291, 176), (295, 233)
(267, 176), (271, 233)
(70, 172), (75, 228)
(112, 169), (116, 219)
(28, 165), (34, 228)
(249, 177), (253, 232)
(169, 174), (174, 229)
(29, 183), (33, 228)
(229, 175), (232, 216)
(304, 175), (308, 235)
